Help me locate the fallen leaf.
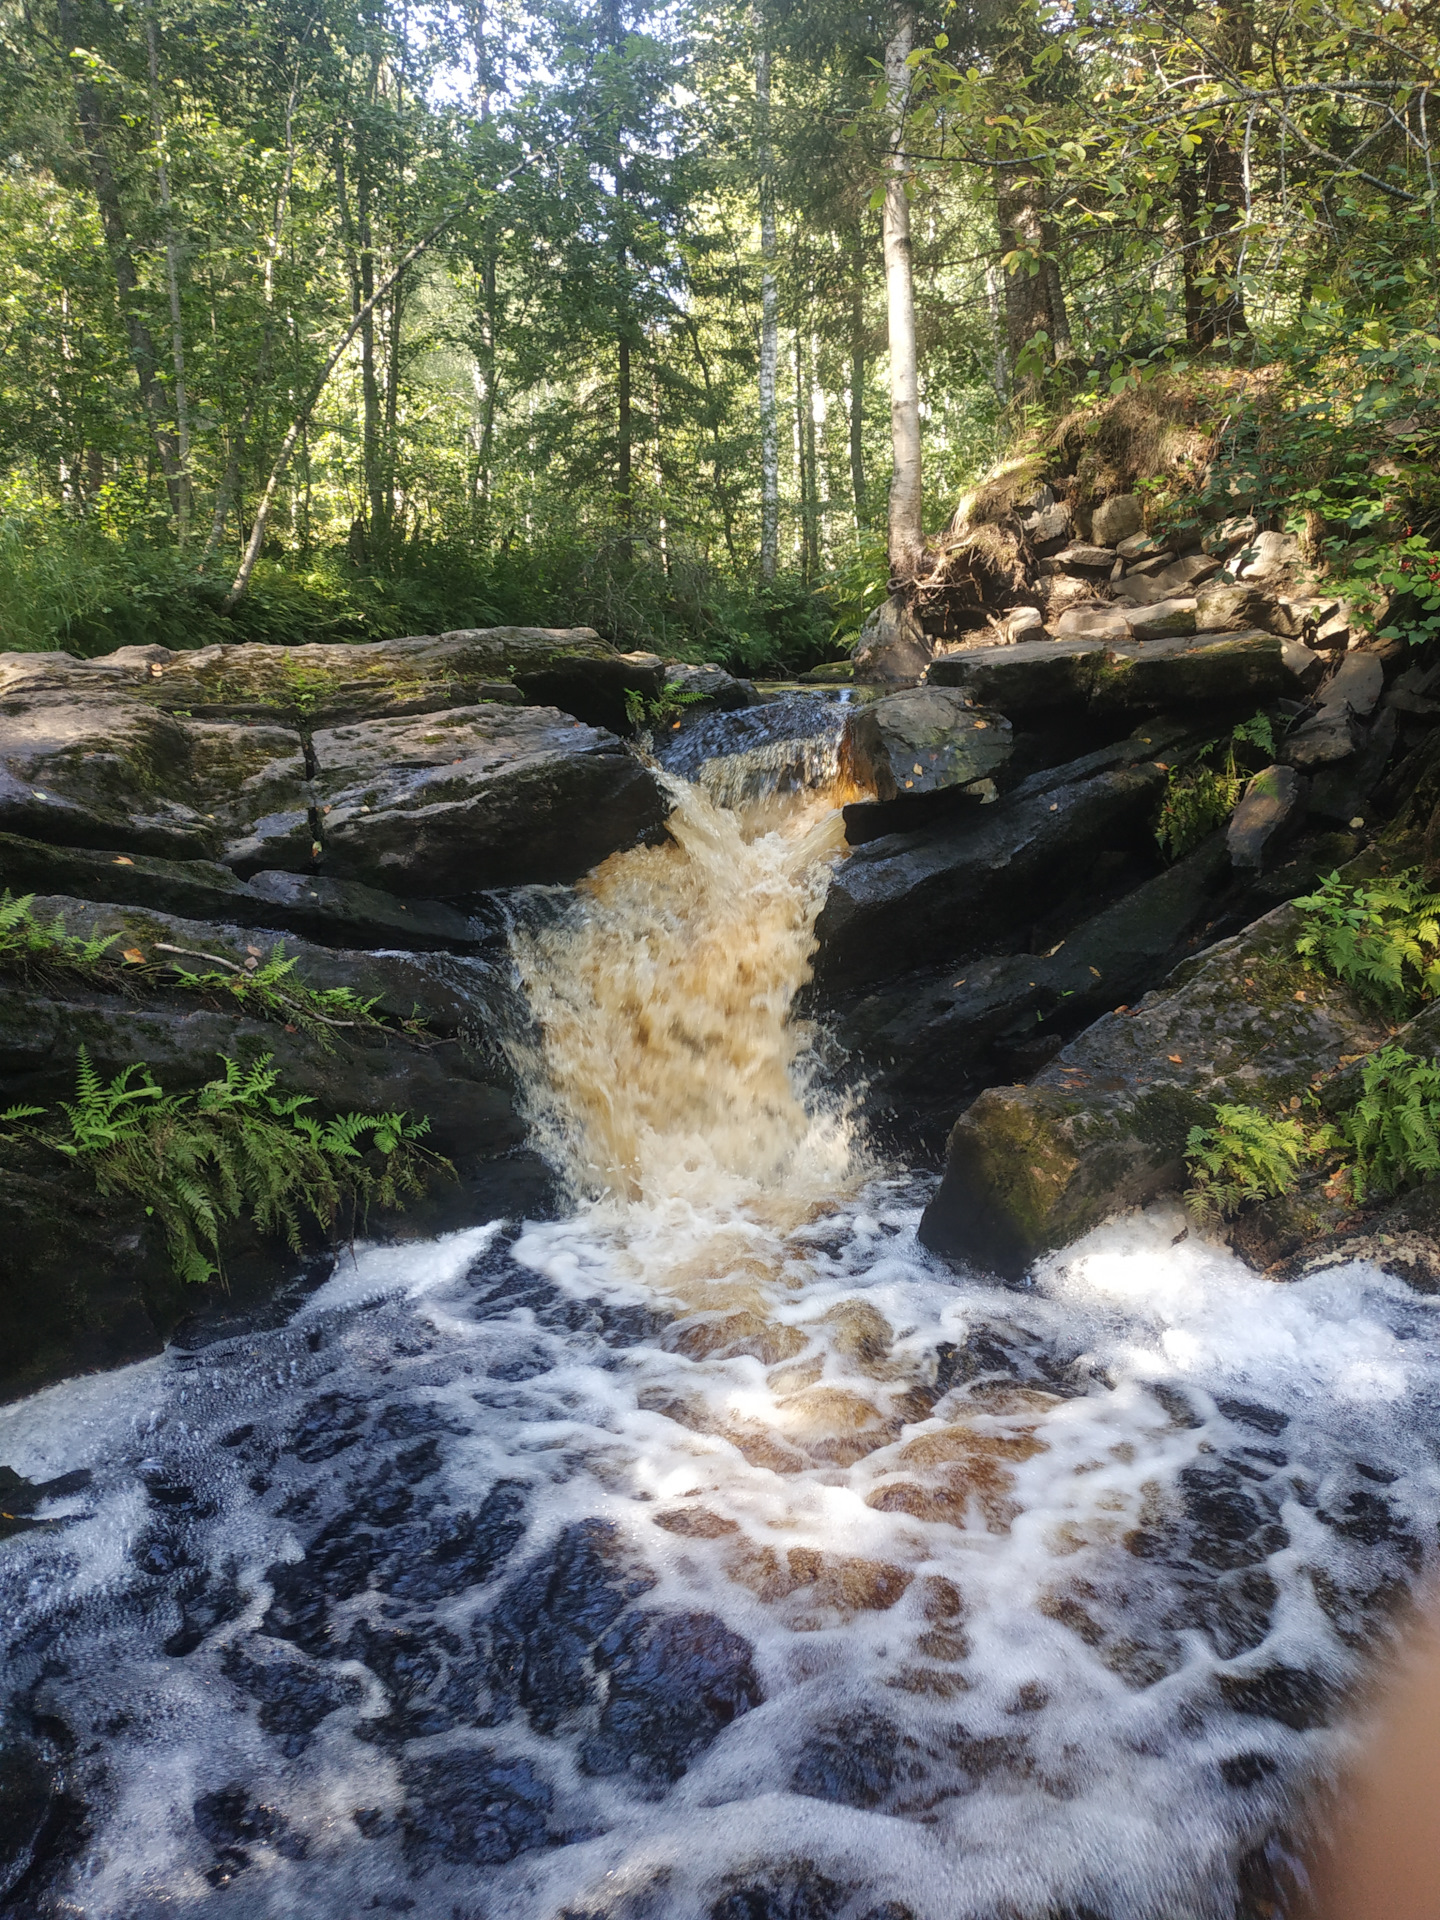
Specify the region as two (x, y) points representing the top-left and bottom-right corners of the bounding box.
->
(1168, 1054), (1183, 1064)
(113, 856), (134, 866)
(1289, 1096), (1302, 1111)
(973, 721), (988, 730)
(1294, 990), (1307, 1002)
(245, 945), (262, 957)
(284, 1023), (297, 1034)
(244, 957), (259, 972)
(913, 763), (924, 775)
(121, 948), (146, 965)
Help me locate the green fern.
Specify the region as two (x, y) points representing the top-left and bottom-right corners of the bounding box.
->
(1184, 1103), (1310, 1224)
(1293, 869), (1440, 1016)
(1154, 713), (1276, 862)
(164, 942), (382, 1045)
(1335, 1045), (1440, 1202)
(7, 1050), (448, 1285)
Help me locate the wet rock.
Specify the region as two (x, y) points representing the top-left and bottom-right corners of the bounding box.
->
(0, 1725), (58, 1900)
(1217, 1664), (1339, 1731)
(1227, 766), (1305, 871)
(399, 1748), (552, 1866)
(223, 1644), (362, 1754)
(1091, 495), (1143, 546)
(384, 1481), (530, 1602)
(305, 704), (666, 896)
(658, 661), (757, 719)
(709, 1865), (847, 1920)
(814, 764), (1166, 992)
(791, 1710), (901, 1808)
(831, 832), (1234, 1128)
(194, 1783), (305, 1882)
(582, 1609), (762, 1786)
(485, 1519), (658, 1732)
(853, 594), (932, 687)
(842, 688), (1013, 804)
(920, 881), (1390, 1275)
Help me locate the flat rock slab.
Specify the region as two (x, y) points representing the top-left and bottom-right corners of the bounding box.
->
(0, 653), (307, 862)
(813, 762), (1166, 992)
(841, 687), (1013, 802)
(1227, 766), (1305, 871)
(918, 887), (1389, 1277)
(308, 704), (666, 895)
(88, 628), (620, 727)
(927, 631), (1296, 718)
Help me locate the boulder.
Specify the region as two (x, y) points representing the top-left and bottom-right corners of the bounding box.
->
(1198, 466), (1261, 520)
(0, 652), (308, 863)
(841, 688), (1013, 803)
(0, 833), (485, 953)
(853, 594), (932, 686)
(927, 631), (1295, 721)
(658, 661), (756, 717)
(1194, 582), (1279, 633)
(1091, 495), (1143, 547)
(1003, 606), (1046, 641)
(1324, 650), (1385, 718)
(1055, 543), (1117, 571)
(1127, 598), (1197, 642)
(918, 887), (1391, 1277)
(1202, 515), (1259, 556)
(1023, 503), (1070, 545)
(1115, 556), (1222, 607)
(0, 896), (542, 1398)
(1238, 531), (1303, 582)
(813, 763), (1166, 991)
(1227, 766), (1305, 871)
(831, 834), (1235, 1130)
(1116, 534), (1171, 562)
(1054, 605), (1133, 643)
(302, 705), (666, 897)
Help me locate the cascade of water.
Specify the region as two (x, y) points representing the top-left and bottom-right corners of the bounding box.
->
(0, 737), (1437, 1920)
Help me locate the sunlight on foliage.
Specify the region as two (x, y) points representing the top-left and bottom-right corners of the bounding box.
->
(1184, 1104), (1310, 1226)
(2, 1049), (449, 1285)
(1293, 869), (1440, 1018)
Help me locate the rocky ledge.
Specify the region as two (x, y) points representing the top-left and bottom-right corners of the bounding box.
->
(0, 630), (757, 1397)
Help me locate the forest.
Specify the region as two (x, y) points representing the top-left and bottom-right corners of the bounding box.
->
(3, 0), (1439, 674)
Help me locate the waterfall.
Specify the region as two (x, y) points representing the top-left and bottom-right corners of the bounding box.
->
(1, 735), (1438, 1920)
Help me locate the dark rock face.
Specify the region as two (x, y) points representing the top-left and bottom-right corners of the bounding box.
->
(583, 1609), (763, 1787)
(919, 881), (1390, 1276)
(926, 630), (1299, 720)
(0, 627), (675, 1396)
(842, 687), (1013, 805)
(814, 764), (1166, 992)
(307, 704), (665, 894)
(399, 1750), (554, 1867)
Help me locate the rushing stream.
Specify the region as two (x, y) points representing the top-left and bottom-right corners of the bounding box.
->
(2, 710), (1439, 1918)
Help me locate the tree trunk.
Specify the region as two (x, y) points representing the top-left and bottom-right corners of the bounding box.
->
(882, 3), (923, 583)
(145, 8), (191, 542)
(617, 262), (632, 546)
(848, 218), (866, 527)
(996, 166), (1068, 385)
(57, 0), (183, 520)
(1177, 0), (1252, 347)
(755, 12), (779, 580)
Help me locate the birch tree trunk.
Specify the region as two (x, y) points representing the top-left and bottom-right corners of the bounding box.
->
(754, 7), (779, 580)
(882, 3), (922, 583)
(145, 9), (191, 543)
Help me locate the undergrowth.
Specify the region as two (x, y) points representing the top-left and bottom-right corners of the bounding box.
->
(0, 892), (395, 1046)
(1292, 869), (1440, 1017)
(1, 1050), (448, 1285)
(1155, 713), (1276, 861)
(1184, 1105), (1309, 1225)
(1185, 1045), (1440, 1222)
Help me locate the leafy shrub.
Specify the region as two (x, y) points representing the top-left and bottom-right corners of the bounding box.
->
(3, 1050), (447, 1285)
(1184, 1104), (1310, 1224)
(1293, 868), (1440, 1016)
(1333, 1044), (1440, 1203)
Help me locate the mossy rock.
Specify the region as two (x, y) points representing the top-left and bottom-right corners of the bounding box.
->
(919, 890), (1392, 1277)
